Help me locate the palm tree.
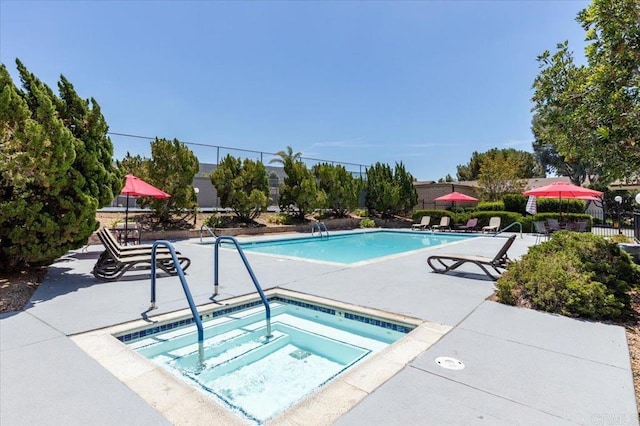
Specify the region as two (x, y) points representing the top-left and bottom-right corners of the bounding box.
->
(269, 146), (302, 165)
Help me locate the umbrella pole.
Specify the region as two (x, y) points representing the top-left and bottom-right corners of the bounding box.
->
(124, 194), (129, 245)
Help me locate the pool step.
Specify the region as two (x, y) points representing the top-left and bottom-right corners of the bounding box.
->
(183, 330), (291, 381)
(173, 327), (288, 372)
(136, 305), (287, 359)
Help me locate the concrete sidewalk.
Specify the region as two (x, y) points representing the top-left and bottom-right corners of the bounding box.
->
(1, 232), (637, 425)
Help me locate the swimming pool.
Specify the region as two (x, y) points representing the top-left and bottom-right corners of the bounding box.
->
(72, 290), (449, 425)
(237, 230), (473, 264)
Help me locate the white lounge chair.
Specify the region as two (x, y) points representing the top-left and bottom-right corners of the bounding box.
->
(482, 217), (501, 233)
(411, 216), (431, 230)
(431, 216), (451, 232)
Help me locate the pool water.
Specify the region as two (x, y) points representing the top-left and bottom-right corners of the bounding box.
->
(238, 230), (472, 264)
(123, 299), (413, 424)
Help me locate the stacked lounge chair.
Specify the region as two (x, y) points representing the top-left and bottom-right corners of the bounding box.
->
(93, 228), (191, 281)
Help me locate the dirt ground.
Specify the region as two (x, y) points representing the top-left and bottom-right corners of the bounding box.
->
(1, 213), (639, 414)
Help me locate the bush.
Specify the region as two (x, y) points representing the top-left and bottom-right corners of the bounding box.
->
(502, 194), (527, 214)
(359, 217), (376, 228)
(496, 231), (640, 320)
(204, 214), (223, 228)
(536, 198), (585, 214)
(267, 213), (293, 225)
(353, 208), (368, 217)
(477, 201), (505, 211)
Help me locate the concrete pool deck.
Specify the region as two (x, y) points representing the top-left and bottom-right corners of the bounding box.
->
(1, 231), (638, 425)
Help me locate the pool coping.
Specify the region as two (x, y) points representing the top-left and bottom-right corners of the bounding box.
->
(70, 288), (452, 425)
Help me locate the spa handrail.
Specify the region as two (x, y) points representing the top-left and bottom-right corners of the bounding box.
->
(494, 221), (523, 238)
(213, 236), (272, 338)
(200, 224), (218, 243)
(149, 241), (204, 347)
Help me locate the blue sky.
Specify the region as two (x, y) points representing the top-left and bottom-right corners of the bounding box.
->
(1, 0), (589, 181)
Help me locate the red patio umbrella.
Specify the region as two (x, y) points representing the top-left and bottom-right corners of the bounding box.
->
(434, 191), (478, 209)
(523, 182), (602, 220)
(434, 192), (479, 202)
(120, 174), (170, 241)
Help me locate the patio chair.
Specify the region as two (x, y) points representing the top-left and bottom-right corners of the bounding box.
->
(482, 217), (501, 233)
(431, 216), (451, 232)
(546, 218), (562, 232)
(533, 221), (550, 244)
(427, 235), (516, 281)
(455, 218), (478, 232)
(577, 219), (590, 232)
(93, 228), (191, 281)
(411, 216), (431, 231)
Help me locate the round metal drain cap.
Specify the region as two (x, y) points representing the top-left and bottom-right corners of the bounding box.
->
(435, 356), (465, 370)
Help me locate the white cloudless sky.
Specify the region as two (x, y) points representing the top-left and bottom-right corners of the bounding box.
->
(0, 0), (590, 181)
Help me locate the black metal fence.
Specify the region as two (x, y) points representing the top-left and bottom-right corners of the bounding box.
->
(588, 209), (638, 241)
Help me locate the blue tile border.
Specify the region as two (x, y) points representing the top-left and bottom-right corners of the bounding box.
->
(117, 296), (414, 342)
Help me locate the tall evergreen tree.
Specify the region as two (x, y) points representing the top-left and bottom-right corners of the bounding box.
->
(210, 155), (269, 222)
(118, 138), (199, 225)
(278, 158), (326, 220)
(312, 163), (362, 217)
(1, 61), (118, 272)
(365, 162), (417, 217)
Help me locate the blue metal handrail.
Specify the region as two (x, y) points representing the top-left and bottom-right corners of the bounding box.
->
(199, 224), (218, 243)
(494, 222), (523, 238)
(213, 236), (272, 338)
(150, 241), (204, 364)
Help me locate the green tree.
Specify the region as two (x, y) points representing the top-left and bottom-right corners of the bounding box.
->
(365, 162), (418, 217)
(477, 153), (527, 201)
(532, 113), (602, 185)
(269, 146), (302, 166)
(118, 138), (199, 226)
(532, 0), (640, 181)
(210, 155), (269, 222)
(278, 158), (326, 220)
(437, 174), (455, 183)
(312, 163), (362, 217)
(0, 61), (119, 272)
(456, 148), (544, 181)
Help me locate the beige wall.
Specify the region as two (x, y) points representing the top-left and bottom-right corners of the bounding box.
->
(413, 182), (479, 211)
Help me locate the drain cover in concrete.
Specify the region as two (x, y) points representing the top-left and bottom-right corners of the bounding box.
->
(435, 356), (465, 370)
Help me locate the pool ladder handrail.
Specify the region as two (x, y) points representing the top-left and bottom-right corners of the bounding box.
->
(493, 221), (523, 238)
(149, 241), (204, 363)
(311, 222), (329, 239)
(213, 236), (272, 338)
(199, 224), (218, 243)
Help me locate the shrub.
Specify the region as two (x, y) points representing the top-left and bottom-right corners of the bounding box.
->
(502, 194), (527, 214)
(359, 217), (376, 228)
(353, 208), (368, 217)
(496, 231), (640, 320)
(609, 234), (633, 244)
(267, 213), (293, 225)
(477, 201), (505, 211)
(204, 214), (223, 228)
(536, 198), (585, 214)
